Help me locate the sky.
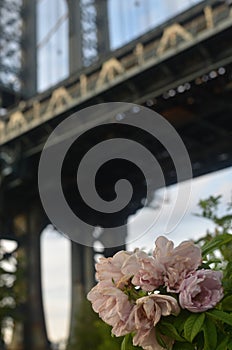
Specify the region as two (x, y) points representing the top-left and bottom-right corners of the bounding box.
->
(108, 0), (201, 49)
(37, 0), (202, 91)
(4, 0), (230, 344)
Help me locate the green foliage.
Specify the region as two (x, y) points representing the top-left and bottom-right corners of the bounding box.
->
(197, 195), (222, 221)
(196, 195), (232, 296)
(0, 242), (18, 342)
(200, 233), (232, 257)
(157, 322), (185, 343)
(172, 195), (232, 350)
(206, 309), (232, 327)
(0, 242), (29, 345)
(173, 342), (195, 350)
(184, 313), (205, 343)
(121, 334), (142, 350)
(67, 298), (122, 350)
(95, 320), (123, 350)
(221, 295), (232, 312)
(202, 316), (217, 350)
(216, 335), (231, 350)
(120, 194), (232, 349)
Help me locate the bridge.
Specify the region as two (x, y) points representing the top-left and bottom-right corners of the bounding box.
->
(0, 0), (232, 349)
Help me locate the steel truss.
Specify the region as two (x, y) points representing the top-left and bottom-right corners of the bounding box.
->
(67, 0), (110, 72)
(0, 0), (23, 91)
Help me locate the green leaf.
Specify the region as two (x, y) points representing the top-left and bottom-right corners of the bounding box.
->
(201, 233), (232, 256)
(206, 309), (232, 326)
(158, 322), (185, 342)
(173, 342), (195, 350)
(203, 316), (217, 350)
(156, 330), (169, 349)
(121, 336), (127, 350)
(121, 334), (131, 350)
(184, 313), (205, 342)
(121, 334), (142, 350)
(197, 195), (221, 220)
(222, 295), (232, 312)
(172, 310), (190, 333)
(216, 336), (230, 350)
(228, 340), (232, 350)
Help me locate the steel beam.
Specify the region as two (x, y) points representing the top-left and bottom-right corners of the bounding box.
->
(67, 0), (83, 74)
(95, 0), (110, 59)
(21, 0), (37, 98)
(68, 241), (95, 347)
(9, 202), (50, 350)
(0, 0), (22, 95)
(67, 0), (110, 71)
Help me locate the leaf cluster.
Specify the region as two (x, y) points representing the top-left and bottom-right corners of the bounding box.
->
(121, 195), (232, 349)
(67, 298), (122, 350)
(0, 241), (27, 344)
(155, 308), (232, 350)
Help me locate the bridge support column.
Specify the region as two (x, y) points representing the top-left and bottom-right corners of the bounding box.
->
(24, 204), (49, 350)
(9, 202), (49, 350)
(67, 0), (110, 72)
(67, 0), (82, 74)
(67, 223), (128, 348)
(21, 0), (37, 98)
(69, 242), (95, 346)
(100, 225), (127, 258)
(68, 237), (95, 347)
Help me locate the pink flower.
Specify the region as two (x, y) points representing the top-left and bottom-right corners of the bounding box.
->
(87, 250), (136, 336)
(121, 250), (164, 291)
(179, 269), (224, 312)
(153, 236), (202, 292)
(95, 250), (132, 285)
(87, 282), (134, 336)
(130, 294), (180, 349)
(133, 328), (173, 350)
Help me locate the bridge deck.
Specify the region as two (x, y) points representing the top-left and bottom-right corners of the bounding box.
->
(0, 0), (232, 234)
(0, 0), (231, 145)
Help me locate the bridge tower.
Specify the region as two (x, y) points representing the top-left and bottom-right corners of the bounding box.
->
(0, 1), (49, 348)
(0, 0), (123, 349)
(65, 2), (128, 346)
(67, 0), (110, 73)
(0, 0), (37, 104)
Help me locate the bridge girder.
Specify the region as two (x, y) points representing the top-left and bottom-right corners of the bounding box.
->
(67, 0), (110, 73)
(0, 1), (232, 348)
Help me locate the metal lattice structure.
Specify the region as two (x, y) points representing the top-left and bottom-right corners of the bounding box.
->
(0, 0), (23, 109)
(0, 0), (37, 106)
(81, 0), (99, 66)
(67, 0), (110, 72)
(0, 0), (22, 92)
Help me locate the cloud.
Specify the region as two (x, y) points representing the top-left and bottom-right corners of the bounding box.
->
(127, 166), (232, 250)
(41, 231), (70, 342)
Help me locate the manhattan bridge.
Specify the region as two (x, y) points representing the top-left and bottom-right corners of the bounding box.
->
(0, 0), (232, 349)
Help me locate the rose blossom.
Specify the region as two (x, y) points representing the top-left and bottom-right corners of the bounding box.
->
(95, 250), (132, 285)
(130, 294), (180, 350)
(133, 328), (173, 350)
(153, 236), (202, 292)
(121, 249), (164, 291)
(87, 282), (134, 336)
(179, 269), (224, 312)
(87, 250), (136, 337)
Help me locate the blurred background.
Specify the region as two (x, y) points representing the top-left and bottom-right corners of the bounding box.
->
(0, 0), (232, 349)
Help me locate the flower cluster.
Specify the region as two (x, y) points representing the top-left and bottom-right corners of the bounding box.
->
(87, 236), (225, 350)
